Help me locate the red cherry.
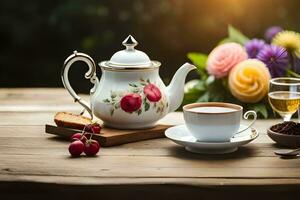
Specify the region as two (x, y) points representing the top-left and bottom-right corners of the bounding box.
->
(143, 84), (162, 102)
(84, 139), (100, 156)
(85, 124), (93, 133)
(120, 93), (142, 112)
(68, 140), (84, 157)
(91, 124), (101, 134)
(70, 133), (87, 143)
(85, 123), (101, 134)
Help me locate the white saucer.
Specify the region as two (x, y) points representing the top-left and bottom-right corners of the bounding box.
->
(165, 124), (258, 154)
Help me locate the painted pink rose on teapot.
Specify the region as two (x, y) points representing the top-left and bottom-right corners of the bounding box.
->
(62, 35), (195, 129)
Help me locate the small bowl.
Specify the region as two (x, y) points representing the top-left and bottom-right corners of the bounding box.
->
(267, 127), (300, 148)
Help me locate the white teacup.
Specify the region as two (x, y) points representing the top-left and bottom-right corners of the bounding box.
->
(183, 102), (257, 142)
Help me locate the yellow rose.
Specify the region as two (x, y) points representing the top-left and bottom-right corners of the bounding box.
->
(228, 59), (270, 103)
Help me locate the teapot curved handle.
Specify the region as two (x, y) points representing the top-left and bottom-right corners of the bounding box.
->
(61, 51), (99, 120)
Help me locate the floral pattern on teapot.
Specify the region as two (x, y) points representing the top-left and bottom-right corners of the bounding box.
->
(102, 78), (168, 116)
(61, 35), (196, 129)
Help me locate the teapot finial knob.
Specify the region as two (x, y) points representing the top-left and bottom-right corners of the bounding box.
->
(122, 35), (138, 50)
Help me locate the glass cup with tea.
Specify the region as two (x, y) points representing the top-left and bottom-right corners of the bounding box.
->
(268, 77), (300, 121)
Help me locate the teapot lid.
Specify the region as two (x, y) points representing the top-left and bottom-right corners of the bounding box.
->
(99, 35), (160, 70)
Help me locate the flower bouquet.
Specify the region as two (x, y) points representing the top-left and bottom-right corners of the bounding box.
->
(184, 25), (300, 118)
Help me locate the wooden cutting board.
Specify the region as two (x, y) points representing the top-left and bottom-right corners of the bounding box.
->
(45, 124), (171, 147)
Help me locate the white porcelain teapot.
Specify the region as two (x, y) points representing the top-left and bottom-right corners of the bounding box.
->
(62, 35), (195, 129)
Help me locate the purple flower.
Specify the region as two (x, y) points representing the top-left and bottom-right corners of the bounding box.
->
(245, 39), (266, 58)
(265, 26), (283, 41)
(257, 45), (289, 77)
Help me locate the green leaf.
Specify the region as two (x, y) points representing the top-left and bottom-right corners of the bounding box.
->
(111, 92), (117, 99)
(183, 92), (202, 106)
(287, 69), (300, 78)
(183, 80), (207, 106)
(110, 108), (114, 116)
(194, 80), (206, 91)
(187, 53), (209, 78)
(137, 109), (142, 115)
(131, 88), (140, 93)
(205, 75), (215, 86)
(156, 107), (161, 113)
(250, 103), (268, 119)
(114, 102), (120, 109)
(129, 83), (138, 87)
(144, 102), (150, 111)
(103, 99), (110, 103)
(197, 91), (210, 102)
(187, 53), (208, 70)
(218, 37), (232, 45)
(227, 25), (249, 45)
(184, 80), (205, 93)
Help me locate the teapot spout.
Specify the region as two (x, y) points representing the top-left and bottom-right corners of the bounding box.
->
(167, 63), (196, 112)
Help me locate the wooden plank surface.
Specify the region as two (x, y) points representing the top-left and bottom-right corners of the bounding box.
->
(0, 88), (299, 199)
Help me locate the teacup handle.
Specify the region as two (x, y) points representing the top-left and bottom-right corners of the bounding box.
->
(235, 110), (257, 134)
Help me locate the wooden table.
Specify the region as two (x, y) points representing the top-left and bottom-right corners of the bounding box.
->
(1, 88), (299, 200)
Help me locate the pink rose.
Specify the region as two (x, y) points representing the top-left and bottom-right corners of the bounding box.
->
(120, 93), (142, 113)
(143, 84), (162, 102)
(207, 42), (248, 78)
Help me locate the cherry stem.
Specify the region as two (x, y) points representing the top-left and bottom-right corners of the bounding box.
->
(82, 125), (87, 135)
(80, 124), (89, 140)
(89, 128), (94, 140)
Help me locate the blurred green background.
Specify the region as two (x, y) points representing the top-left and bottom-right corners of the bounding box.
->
(1, 0), (300, 93)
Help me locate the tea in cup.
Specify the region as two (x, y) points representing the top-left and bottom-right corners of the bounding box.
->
(183, 102), (256, 142)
